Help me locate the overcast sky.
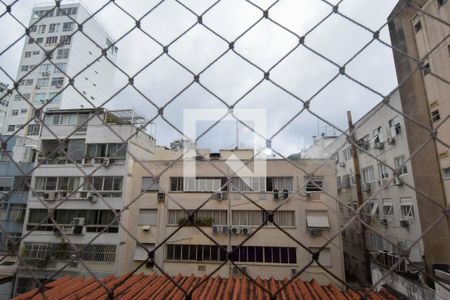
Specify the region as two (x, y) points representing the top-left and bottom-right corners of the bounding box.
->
(0, 0), (399, 156)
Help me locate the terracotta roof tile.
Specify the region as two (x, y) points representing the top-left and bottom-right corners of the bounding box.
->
(13, 273), (398, 300)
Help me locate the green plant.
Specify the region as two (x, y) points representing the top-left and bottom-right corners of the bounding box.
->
(177, 217), (214, 227)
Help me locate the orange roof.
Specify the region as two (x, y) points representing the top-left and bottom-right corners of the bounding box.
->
(13, 273), (398, 300)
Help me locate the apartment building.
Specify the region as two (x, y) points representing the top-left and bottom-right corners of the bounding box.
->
(0, 83), (9, 134)
(120, 150), (344, 286)
(14, 108), (155, 294)
(388, 0), (450, 295)
(4, 3), (117, 137)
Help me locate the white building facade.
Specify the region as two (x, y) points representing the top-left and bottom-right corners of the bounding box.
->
(4, 3), (117, 137)
(14, 108), (154, 295)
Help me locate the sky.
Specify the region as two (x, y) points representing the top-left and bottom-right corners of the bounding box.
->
(0, 0), (400, 156)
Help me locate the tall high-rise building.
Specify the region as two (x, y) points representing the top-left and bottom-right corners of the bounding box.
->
(388, 0), (450, 279)
(3, 2), (117, 137)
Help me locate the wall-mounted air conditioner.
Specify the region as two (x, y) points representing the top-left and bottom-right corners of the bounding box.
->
(308, 228), (322, 238)
(393, 177), (403, 186)
(338, 162), (345, 168)
(230, 226), (240, 235)
(82, 158), (94, 165)
(232, 265), (246, 276)
(0, 203), (6, 209)
(157, 192), (165, 203)
(379, 218), (388, 226)
(214, 192), (225, 201)
(387, 137), (395, 145)
(240, 226), (252, 235)
(290, 267), (297, 277)
(400, 219), (409, 228)
(212, 225), (221, 235)
(43, 191), (56, 201)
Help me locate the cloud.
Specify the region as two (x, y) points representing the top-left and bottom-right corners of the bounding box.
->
(0, 0), (400, 156)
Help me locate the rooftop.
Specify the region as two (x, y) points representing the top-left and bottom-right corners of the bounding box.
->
(13, 273), (398, 300)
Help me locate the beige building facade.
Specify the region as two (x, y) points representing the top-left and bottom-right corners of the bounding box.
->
(121, 152), (345, 286)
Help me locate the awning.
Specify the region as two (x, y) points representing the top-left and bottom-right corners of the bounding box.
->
(306, 212), (330, 228)
(133, 244), (155, 261)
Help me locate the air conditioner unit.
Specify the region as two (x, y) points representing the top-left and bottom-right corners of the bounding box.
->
(290, 267), (297, 277)
(157, 192), (165, 203)
(305, 192), (311, 199)
(103, 158), (110, 167)
(56, 192), (67, 200)
(400, 219), (409, 228)
(374, 142), (385, 150)
(35, 86), (41, 89)
(141, 225), (151, 231)
(87, 192), (97, 203)
(230, 226), (240, 235)
(73, 217), (85, 226)
(71, 225), (84, 235)
(240, 226), (252, 235)
(338, 162), (345, 168)
(56, 84), (62, 88)
(308, 228), (322, 238)
(377, 180), (384, 187)
(0, 203), (6, 209)
(43, 191), (56, 201)
(393, 177), (403, 186)
(380, 218), (388, 226)
(212, 225), (221, 235)
(361, 183), (371, 193)
(214, 192), (224, 201)
(222, 226), (229, 234)
(387, 137), (395, 145)
(232, 265), (246, 276)
(273, 190), (279, 201)
(82, 158), (94, 165)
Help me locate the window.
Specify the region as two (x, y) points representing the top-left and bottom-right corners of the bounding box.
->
(141, 177), (159, 192)
(56, 7), (77, 17)
(309, 247), (331, 267)
(60, 35), (71, 45)
(167, 244), (227, 262)
(62, 22), (75, 31)
(231, 210), (295, 227)
(231, 177), (266, 192)
(20, 65), (29, 72)
(9, 204), (26, 221)
(363, 201), (378, 216)
(438, 0), (448, 7)
(414, 20), (422, 33)
(389, 116), (401, 137)
(39, 63), (51, 72)
(45, 36), (58, 45)
(382, 199), (393, 216)
(11, 110), (18, 116)
(51, 77), (64, 87)
(34, 177), (80, 191)
(32, 51), (40, 55)
(38, 24), (46, 33)
(36, 37), (43, 44)
(54, 63), (67, 73)
(373, 126), (383, 144)
(378, 163), (389, 179)
(362, 166), (375, 183)
(170, 177), (183, 191)
(400, 198), (414, 218)
(0, 177), (13, 191)
(20, 109), (27, 114)
(443, 168), (450, 180)
(422, 61), (431, 76)
(83, 176), (123, 192)
(21, 79), (33, 86)
(304, 176), (324, 192)
(48, 23), (60, 33)
(34, 93), (47, 103)
(183, 177), (223, 192)
(431, 109), (440, 122)
(336, 176), (341, 190)
(27, 124), (41, 136)
(266, 177), (293, 191)
(47, 92), (62, 103)
(394, 155), (408, 175)
(30, 25), (37, 32)
(7, 125), (15, 132)
(85, 143), (127, 159)
(24, 51), (31, 58)
(356, 135), (370, 151)
(27, 37), (34, 44)
(138, 209), (157, 226)
(36, 78), (49, 87)
(168, 210), (227, 226)
(56, 48), (69, 59)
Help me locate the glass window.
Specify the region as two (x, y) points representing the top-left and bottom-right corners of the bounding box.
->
(400, 198), (414, 218)
(141, 177), (159, 192)
(394, 155), (408, 175)
(48, 23), (60, 33)
(45, 36), (58, 45)
(62, 22), (74, 31)
(304, 176), (324, 192)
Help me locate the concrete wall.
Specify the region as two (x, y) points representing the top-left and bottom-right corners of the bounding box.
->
(388, 0), (450, 274)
